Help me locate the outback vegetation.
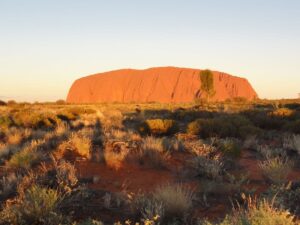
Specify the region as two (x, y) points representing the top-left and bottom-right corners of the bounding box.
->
(0, 99), (300, 224)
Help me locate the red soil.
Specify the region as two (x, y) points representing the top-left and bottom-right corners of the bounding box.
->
(67, 67), (258, 103)
(74, 149), (300, 222)
(76, 161), (176, 193)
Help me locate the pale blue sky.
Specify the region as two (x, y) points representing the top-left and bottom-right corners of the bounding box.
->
(0, 0), (299, 101)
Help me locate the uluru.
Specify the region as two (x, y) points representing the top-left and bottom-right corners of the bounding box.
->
(66, 67), (258, 103)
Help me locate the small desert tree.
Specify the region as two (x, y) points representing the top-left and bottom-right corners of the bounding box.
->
(199, 69), (216, 102)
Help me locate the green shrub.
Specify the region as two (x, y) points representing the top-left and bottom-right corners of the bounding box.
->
(244, 110), (281, 130)
(187, 115), (255, 139)
(140, 119), (178, 135)
(187, 119), (208, 136)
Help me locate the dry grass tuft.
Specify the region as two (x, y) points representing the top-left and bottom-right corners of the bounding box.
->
(55, 133), (91, 160)
(259, 156), (293, 184)
(153, 183), (194, 220)
(136, 136), (170, 169)
(103, 142), (129, 170)
(191, 155), (224, 181)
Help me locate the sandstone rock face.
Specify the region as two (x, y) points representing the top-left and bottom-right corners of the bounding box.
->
(66, 67), (258, 103)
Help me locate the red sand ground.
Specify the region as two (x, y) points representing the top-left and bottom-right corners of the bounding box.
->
(67, 67), (258, 103)
(74, 149), (300, 222)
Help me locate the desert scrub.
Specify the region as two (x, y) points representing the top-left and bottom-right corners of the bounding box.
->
(14, 111), (58, 129)
(0, 115), (14, 129)
(6, 128), (24, 145)
(57, 111), (78, 121)
(153, 183), (193, 221)
(268, 107), (295, 118)
(187, 115), (256, 139)
(140, 119), (178, 136)
(56, 133), (91, 160)
(191, 155), (224, 181)
(66, 107), (96, 116)
(137, 136), (170, 168)
(201, 198), (296, 225)
(69, 133), (92, 158)
(53, 159), (78, 193)
(7, 140), (43, 169)
(0, 172), (22, 199)
(257, 145), (286, 159)
(259, 156), (293, 184)
(132, 194), (165, 222)
(162, 137), (185, 152)
(0, 185), (66, 225)
(218, 138), (242, 158)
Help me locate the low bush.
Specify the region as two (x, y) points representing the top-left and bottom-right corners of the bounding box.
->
(55, 99), (66, 105)
(68, 107), (96, 115)
(187, 115), (258, 139)
(14, 112), (59, 129)
(57, 111), (78, 121)
(268, 108), (295, 118)
(244, 110), (285, 130)
(140, 119), (178, 136)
